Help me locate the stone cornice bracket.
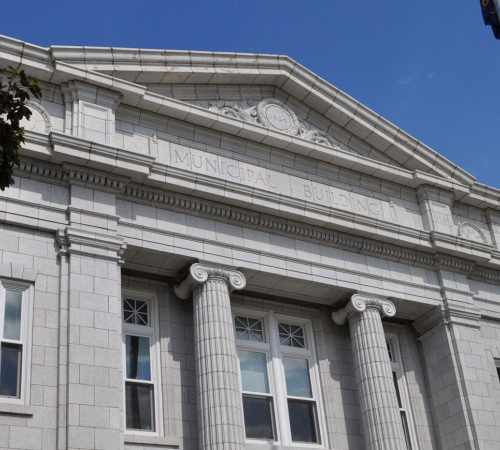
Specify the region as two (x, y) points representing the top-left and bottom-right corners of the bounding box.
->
(414, 303), (481, 339)
(55, 227), (126, 262)
(61, 80), (123, 110)
(174, 262), (246, 299)
(331, 294), (396, 326)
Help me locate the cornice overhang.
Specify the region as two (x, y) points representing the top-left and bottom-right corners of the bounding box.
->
(11, 148), (500, 280)
(0, 34), (477, 189)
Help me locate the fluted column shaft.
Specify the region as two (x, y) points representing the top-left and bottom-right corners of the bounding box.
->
(332, 295), (407, 450)
(175, 263), (246, 450)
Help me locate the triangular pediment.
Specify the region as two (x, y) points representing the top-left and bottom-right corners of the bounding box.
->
(46, 46), (475, 186)
(0, 36), (476, 187)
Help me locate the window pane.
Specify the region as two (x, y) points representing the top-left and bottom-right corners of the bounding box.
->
(0, 343), (22, 397)
(392, 371), (402, 408)
(284, 357), (312, 398)
(278, 323), (305, 348)
(239, 350), (269, 393)
(387, 340), (394, 362)
(234, 316), (264, 342)
(126, 335), (151, 381)
(125, 382), (154, 431)
(123, 299), (149, 326)
(288, 400), (318, 443)
(4, 289), (22, 341)
(400, 411), (413, 450)
(242, 395), (274, 440)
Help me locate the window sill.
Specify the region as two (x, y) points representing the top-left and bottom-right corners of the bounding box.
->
(0, 403), (34, 416)
(124, 434), (181, 448)
(244, 443), (329, 450)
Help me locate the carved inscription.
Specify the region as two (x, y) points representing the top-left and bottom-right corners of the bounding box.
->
(169, 144), (406, 224)
(265, 105), (292, 130)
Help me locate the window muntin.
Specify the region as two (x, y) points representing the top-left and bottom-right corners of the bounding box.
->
(278, 323), (306, 348)
(124, 298), (149, 326)
(0, 281), (32, 403)
(234, 311), (325, 447)
(122, 291), (162, 435)
(386, 336), (418, 450)
(235, 316), (264, 342)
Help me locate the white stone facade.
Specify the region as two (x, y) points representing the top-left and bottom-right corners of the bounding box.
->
(0, 34), (500, 450)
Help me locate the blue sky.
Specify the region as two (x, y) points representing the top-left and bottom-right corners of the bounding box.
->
(3, 1), (500, 187)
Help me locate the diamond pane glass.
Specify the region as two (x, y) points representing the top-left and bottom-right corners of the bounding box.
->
(278, 323), (305, 348)
(242, 395), (274, 440)
(0, 343), (22, 398)
(125, 382), (154, 431)
(234, 316), (264, 342)
(288, 400), (318, 443)
(123, 299), (149, 326)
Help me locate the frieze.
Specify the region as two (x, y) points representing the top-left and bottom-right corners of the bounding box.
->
(10, 158), (500, 285)
(169, 143), (406, 224)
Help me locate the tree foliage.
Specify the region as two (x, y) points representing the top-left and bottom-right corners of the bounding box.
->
(0, 67), (42, 190)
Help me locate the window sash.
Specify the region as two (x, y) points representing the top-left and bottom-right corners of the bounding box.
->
(386, 335), (418, 450)
(0, 281), (32, 404)
(234, 309), (325, 447)
(122, 290), (162, 436)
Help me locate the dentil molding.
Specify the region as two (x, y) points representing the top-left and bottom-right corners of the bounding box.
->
(11, 158), (500, 286)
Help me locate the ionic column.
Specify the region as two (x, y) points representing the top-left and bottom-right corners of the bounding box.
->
(332, 294), (407, 450)
(175, 263), (246, 450)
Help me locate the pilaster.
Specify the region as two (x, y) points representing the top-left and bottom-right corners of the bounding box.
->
(486, 208), (500, 250)
(174, 262), (246, 450)
(61, 80), (122, 146)
(417, 185), (455, 234)
(56, 224), (125, 449)
(414, 300), (500, 450)
(332, 294), (407, 450)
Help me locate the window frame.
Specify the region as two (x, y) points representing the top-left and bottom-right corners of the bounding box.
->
(386, 333), (419, 450)
(495, 359), (500, 383)
(233, 308), (327, 449)
(0, 279), (33, 406)
(122, 289), (163, 437)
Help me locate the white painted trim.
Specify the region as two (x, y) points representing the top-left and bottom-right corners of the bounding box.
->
(0, 279), (33, 406)
(122, 288), (164, 437)
(233, 308), (327, 448)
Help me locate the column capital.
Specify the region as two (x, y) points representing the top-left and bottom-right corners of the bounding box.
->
(174, 262), (246, 299)
(331, 293), (396, 326)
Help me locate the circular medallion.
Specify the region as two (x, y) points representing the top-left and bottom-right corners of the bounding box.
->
(265, 105), (293, 131)
(257, 99), (299, 134)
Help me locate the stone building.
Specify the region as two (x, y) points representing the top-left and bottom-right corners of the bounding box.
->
(0, 34), (500, 450)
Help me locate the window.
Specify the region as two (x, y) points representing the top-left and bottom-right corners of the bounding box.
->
(386, 336), (418, 450)
(234, 310), (325, 447)
(0, 280), (33, 404)
(122, 291), (162, 434)
(496, 359), (500, 383)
